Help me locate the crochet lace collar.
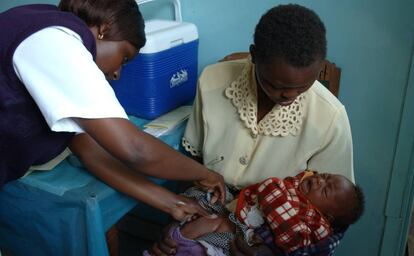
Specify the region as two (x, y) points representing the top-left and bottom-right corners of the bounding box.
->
(224, 59), (306, 137)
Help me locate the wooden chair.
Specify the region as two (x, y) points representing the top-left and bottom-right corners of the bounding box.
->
(317, 60), (341, 97)
(220, 52), (341, 97)
(106, 225), (119, 256)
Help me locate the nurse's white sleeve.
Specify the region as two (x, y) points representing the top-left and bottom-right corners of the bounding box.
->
(12, 27), (127, 133)
(182, 82), (204, 157)
(307, 106), (355, 182)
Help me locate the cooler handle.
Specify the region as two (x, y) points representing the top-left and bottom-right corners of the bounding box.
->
(136, 0), (182, 22)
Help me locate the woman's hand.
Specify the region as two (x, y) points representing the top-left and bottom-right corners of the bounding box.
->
(230, 233), (274, 256)
(195, 170), (226, 204)
(150, 222), (179, 256)
(169, 195), (217, 222)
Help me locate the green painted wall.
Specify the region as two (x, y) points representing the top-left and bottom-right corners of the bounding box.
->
(2, 1), (414, 255)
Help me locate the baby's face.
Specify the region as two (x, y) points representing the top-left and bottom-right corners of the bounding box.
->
(298, 173), (355, 222)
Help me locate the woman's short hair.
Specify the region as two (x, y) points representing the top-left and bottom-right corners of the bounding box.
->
(58, 0), (146, 50)
(253, 4), (326, 67)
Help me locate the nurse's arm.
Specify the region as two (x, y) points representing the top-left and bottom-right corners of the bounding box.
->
(69, 132), (213, 221)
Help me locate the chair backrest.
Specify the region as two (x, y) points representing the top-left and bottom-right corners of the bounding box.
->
(318, 60), (341, 98)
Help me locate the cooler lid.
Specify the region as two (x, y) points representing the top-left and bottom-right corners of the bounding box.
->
(139, 19), (198, 54)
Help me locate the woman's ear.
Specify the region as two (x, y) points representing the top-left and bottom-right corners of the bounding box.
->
(249, 44), (256, 64)
(97, 23), (110, 40)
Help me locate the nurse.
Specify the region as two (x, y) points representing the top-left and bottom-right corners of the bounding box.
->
(0, 0), (225, 222)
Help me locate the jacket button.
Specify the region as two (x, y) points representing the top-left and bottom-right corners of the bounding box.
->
(239, 156), (248, 165)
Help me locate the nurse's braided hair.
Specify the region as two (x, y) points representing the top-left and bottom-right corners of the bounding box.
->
(58, 0), (146, 50)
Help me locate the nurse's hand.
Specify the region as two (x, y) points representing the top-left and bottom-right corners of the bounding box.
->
(195, 170), (226, 204)
(169, 195), (216, 222)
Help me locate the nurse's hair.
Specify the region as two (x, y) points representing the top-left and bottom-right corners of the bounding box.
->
(58, 0), (146, 50)
(253, 4), (326, 67)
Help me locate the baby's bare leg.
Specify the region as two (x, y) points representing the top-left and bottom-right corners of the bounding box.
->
(180, 215), (235, 240)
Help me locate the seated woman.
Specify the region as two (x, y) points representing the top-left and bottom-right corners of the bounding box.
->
(150, 3), (357, 255)
(146, 171), (365, 256)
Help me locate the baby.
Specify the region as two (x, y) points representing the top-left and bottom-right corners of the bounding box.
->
(145, 171), (364, 255)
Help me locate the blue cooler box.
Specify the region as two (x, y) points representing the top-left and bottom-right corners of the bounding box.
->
(111, 19), (199, 119)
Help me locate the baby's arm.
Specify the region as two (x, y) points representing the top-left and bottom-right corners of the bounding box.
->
(180, 214), (235, 240)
